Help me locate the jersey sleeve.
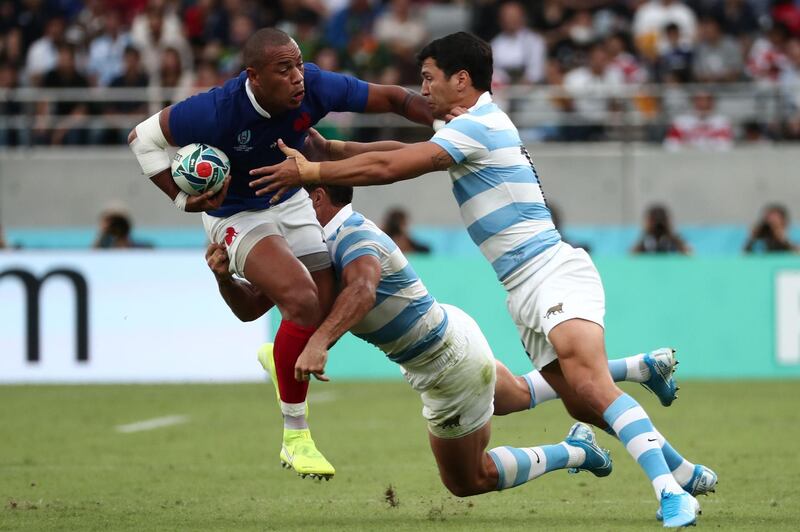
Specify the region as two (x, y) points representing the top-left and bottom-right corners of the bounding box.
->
(334, 229), (386, 269)
(313, 66), (369, 114)
(430, 117), (487, 164)
(168, 90), (220, 147)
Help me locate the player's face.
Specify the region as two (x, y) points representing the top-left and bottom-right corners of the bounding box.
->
(420, 58), (460, 119)
(248, 42), (305, 114)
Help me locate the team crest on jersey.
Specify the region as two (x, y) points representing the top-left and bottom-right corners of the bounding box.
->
(224, 227), (238, 246)
(234, 129), (253, 152)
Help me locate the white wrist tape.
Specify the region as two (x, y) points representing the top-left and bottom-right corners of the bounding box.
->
(131, 112), (171, 177)
(173, 191), (189, 211)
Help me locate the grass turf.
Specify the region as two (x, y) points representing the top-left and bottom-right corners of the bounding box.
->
(1, 380), (798, 531)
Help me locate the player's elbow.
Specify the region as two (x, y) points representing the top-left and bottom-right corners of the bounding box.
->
(350, 278), (377, 308)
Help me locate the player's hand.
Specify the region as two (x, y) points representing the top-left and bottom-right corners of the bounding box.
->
(205, 242), (231, 278)
(249, 139), (309, 203)
(302, 127), (329, 162)
(445, 106), (468, 122)
(295, 343), (330, 382)
(185, 176), (231, 213)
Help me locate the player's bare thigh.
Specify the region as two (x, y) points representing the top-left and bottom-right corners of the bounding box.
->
(547, 318), (620, 415)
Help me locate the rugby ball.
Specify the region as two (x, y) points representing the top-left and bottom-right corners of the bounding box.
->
(171, 143), (230, 196)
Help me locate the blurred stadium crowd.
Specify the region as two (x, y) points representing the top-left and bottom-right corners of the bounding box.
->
(1, 0), (800, 145)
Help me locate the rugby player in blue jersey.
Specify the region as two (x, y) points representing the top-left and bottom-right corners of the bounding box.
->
(248, 32), (716, 526)
(127, 28), (434, 480)
(205, 184), (614, 495)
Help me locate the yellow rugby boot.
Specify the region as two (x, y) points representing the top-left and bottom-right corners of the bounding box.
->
(279, 428), (335, 480)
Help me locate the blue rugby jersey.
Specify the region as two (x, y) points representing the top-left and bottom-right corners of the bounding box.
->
(430, 92), (562, 285)
(169, 64), (368, 217)
(323, 205), (449, 364)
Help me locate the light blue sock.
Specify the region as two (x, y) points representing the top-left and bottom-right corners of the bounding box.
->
(488, 443), (581, 491)
(603, 393), (682, 498)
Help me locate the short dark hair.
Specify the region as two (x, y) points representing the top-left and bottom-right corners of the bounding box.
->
(243, 28), (293, 70)
(306, 184), (353, 207)
(417, 32), (493, 92)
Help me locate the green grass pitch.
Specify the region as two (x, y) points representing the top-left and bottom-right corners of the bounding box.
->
(1, 380), (799, 531)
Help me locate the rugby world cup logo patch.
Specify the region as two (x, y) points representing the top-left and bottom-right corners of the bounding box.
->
(234, 129), (253, 152)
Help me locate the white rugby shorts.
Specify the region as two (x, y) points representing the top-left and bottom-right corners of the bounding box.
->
(401, 304), (496, 439)
(505, 242), (605, 370)
(202, 188), (329, 277)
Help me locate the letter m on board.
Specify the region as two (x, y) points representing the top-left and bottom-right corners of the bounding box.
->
(0, 268), (89, 363)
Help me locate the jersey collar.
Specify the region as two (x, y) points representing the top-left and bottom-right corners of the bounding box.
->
(245, 79), (271, 119)
(323, 203), (354, 239)
(469, 91), (493, 112)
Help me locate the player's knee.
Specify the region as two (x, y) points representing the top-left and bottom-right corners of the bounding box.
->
(442, 478), (480, 498)
(281, 285), (321, 325)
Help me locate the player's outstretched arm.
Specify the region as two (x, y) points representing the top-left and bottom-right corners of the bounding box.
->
(364, 84), (433, 127)
(206, 243), (274, 322)
(128, 107), (230, 213)
(294, 255), (382, 382)
(303, 128), (408, 162)
(250, 139), (453, 202)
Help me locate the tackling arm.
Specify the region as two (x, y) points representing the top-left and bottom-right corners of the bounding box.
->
(293, 255), (382, 381)
(250, 140), (454, 200)
(365, 84), (433, 127)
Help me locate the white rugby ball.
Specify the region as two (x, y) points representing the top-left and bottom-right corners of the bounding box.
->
(171, 143), (230, 196)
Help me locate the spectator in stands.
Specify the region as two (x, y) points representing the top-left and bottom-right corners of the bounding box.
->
(131, 2), (192, 84)
(779, 38), (800, 139)
(375, 0), (427, 85)
(324, 0), (380, 52)
(382, 207), (431, 254)
(216, 11), (254, 76)
(632, 204), (691, 254)
(157, 46), (194, 104)
(692, 16), (743, 82)
(664, 90), (733, 149)
(24, 15), (65, 86)
(563, 41), (625, 140)
(633, 0), (697, 61)
(606, 32), (648, 84)
(289, 8), (324, 65)
(87, 10), (131, 87)
(747, 22), (791, 82)
(744, 204), (799, 253)
(1, 26), (24, 68)
(491, 1), (546, 86)
(710, 0), (760, 37)
(93, 209), (151, 249)
(35, 43), (90, 145)
(105, 46), (148, 143)
(0, 61), (24, 146)
(0, 224), (7, 249)
(656, 22), (694, 82)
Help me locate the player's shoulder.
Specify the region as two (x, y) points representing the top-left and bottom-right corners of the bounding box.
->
(337, 212), (395, 250)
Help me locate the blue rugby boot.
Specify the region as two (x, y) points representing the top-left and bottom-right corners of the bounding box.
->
(657, 465), (717, 521)
(564, 422), (612, 477)
(660, 490), (700, 528)
(642, 348), (679, 407)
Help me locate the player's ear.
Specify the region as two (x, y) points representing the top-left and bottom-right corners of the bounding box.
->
(455, 70), (470, 92)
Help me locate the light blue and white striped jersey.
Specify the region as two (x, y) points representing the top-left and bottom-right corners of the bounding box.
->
(323, 205), (449, 364)
(430, 92), (562, 285)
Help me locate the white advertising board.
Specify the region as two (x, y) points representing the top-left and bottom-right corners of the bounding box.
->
(0, 251), (270, 382)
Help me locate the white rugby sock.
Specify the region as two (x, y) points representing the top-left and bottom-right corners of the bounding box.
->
(280, 401), (308, 430)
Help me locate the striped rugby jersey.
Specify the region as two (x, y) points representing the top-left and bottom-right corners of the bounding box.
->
(430, 92), (562, 285)
(323, 205), (449, 364)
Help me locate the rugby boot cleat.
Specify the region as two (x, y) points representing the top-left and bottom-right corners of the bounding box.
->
(642, 348), (679, 407)
(280, 428), (335, 480)
(564, 422), (612, 477)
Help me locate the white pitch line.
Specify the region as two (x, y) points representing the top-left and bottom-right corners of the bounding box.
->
(116, 415), (189, 433)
